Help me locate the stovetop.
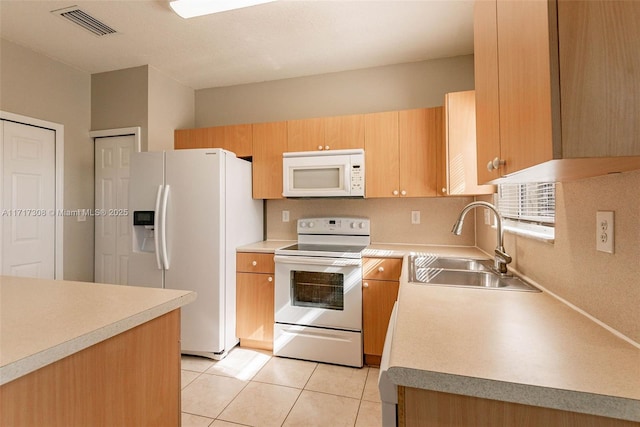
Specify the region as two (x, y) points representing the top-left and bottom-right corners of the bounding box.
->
(276, 243), (367, 259)
(275, 217), (371, 259)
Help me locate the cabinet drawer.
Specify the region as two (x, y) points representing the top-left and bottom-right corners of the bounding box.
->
(236, 253), (275, 274)
(363, 257), (402, 281)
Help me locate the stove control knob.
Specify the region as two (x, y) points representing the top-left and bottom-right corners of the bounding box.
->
(350, 222), (357, 229)
(299, 222), (307, 228)
(359, 222), (366, 229)
(308, 222), (315, 228)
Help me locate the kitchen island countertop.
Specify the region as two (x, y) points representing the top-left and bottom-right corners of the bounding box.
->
(0, 276), (196, 386)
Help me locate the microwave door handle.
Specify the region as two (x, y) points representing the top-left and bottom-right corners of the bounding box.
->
(274, 255), (362, 267)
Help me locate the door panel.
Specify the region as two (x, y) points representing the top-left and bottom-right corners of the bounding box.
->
(1, 120), (56, 279)
(94, 135), (134, 284)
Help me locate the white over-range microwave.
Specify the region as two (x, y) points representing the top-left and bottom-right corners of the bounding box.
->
(282, 149), (365, 198)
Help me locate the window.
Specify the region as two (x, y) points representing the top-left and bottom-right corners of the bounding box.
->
(496, 182), (556, 241)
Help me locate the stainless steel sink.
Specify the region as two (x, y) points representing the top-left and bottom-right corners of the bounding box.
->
(411, 256), (493, 271)
(407, 255), (540, 292)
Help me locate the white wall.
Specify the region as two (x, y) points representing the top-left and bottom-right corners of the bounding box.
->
(195, 55), (475, 126)
(1, 38), (93, 281)
(148, 66), (195, 151)
(92, 65), (195, 152)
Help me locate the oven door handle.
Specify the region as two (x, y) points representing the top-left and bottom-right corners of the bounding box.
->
(274, 255), (362, 267)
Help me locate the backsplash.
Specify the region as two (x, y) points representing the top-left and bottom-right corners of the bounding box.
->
(266, 196), (475, 246)
(476, 170), (640, 344)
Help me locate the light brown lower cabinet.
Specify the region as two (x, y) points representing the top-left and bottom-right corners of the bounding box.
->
(362, 257), (402, 366)
(0, 310), (181, 427)
(399, 387), (638, 427)
(236, 252), (275, 350)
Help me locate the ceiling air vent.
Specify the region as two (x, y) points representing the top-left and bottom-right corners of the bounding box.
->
(52, 6), (117, 37)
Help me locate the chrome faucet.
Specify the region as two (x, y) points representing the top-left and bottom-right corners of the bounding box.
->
(451, 201), (512, 275)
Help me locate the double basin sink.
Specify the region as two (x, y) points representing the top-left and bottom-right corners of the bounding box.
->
(407, 255), (540, 292)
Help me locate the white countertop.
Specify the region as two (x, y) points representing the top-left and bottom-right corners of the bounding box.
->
(236, 240), (295, 253)
(363, 243), (488, 259)
(386, 257), (640, 422)
(0, 276), (196, 386)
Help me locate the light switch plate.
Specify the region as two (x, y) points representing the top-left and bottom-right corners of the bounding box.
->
(596, 211), (614, 253)
(282, 210), (290, 223)
(411, 211), (420, 225)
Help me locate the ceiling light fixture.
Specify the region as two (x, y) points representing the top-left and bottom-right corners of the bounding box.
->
(170, 0), (276, 19)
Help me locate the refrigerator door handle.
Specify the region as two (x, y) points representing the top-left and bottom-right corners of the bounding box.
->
(160, 184), (171, 270)
(153, 185), (163, 270)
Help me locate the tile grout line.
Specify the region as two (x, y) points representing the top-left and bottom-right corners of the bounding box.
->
(278, 361), (320, 426)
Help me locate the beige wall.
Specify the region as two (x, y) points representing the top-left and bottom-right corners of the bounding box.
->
(92, 65), (194, 152)
(91, 66), (149, 150)
(267, 197), (476, 246)
(148, 66), (195, 151)
(195, 55), (475, 127)
(1, 38), (93, 281)
(476, 170), (640, 343)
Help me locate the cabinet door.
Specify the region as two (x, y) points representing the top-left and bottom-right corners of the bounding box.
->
(287, 118), (324, 152)
(174, 128), (213, 149)
(399, 108), (440, 198)
(442, 91), (495, 196)
(223, 124), (253, 158)
(252, 121), (287, 199)
(236, 272), (274, 347)
(364, 111), (399, 198)
(474, 0), (502, 184)
(558, 0), (640, 158)
(363, 279), (399, 357)
(324, 114), (365, 150)
(497, 0), (556, 175)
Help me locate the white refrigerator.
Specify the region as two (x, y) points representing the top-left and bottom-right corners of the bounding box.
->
(128, 148), (263, 360)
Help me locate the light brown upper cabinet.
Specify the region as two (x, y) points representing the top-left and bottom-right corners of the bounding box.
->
(174, 124), (253, 158)
(252, 121), (287, 199)
(364, 108), (440, 198)
(287, 114), (364, 152)
(438, 90), (495, 196)
(474, 0), (640, 184)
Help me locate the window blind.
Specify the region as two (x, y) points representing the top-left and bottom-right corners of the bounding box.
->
(497, 182), (555, 225)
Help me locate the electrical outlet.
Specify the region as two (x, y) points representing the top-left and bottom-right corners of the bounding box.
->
(596, 211), (614, 253)
(282, 210), (290, 223)
(411, 211), (420, 225)
(484, 208), (491, 225)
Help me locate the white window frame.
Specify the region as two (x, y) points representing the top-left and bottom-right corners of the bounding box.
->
(496, 182), (556, 242)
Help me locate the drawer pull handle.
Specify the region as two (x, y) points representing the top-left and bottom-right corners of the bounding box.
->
(268, 276), (273, 282)
(378, 266), (385, 272)
(252, 261), (257, 266)
(363, 282), (369, 288)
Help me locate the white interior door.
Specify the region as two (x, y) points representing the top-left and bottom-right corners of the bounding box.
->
(1, 120), (56, 278)
(94, 135), (135, 284)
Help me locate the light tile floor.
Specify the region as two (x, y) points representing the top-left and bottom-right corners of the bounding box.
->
(181, 347), (382, 427)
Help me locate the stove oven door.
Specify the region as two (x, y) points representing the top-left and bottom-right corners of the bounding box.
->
(274, 255), (362, 331)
